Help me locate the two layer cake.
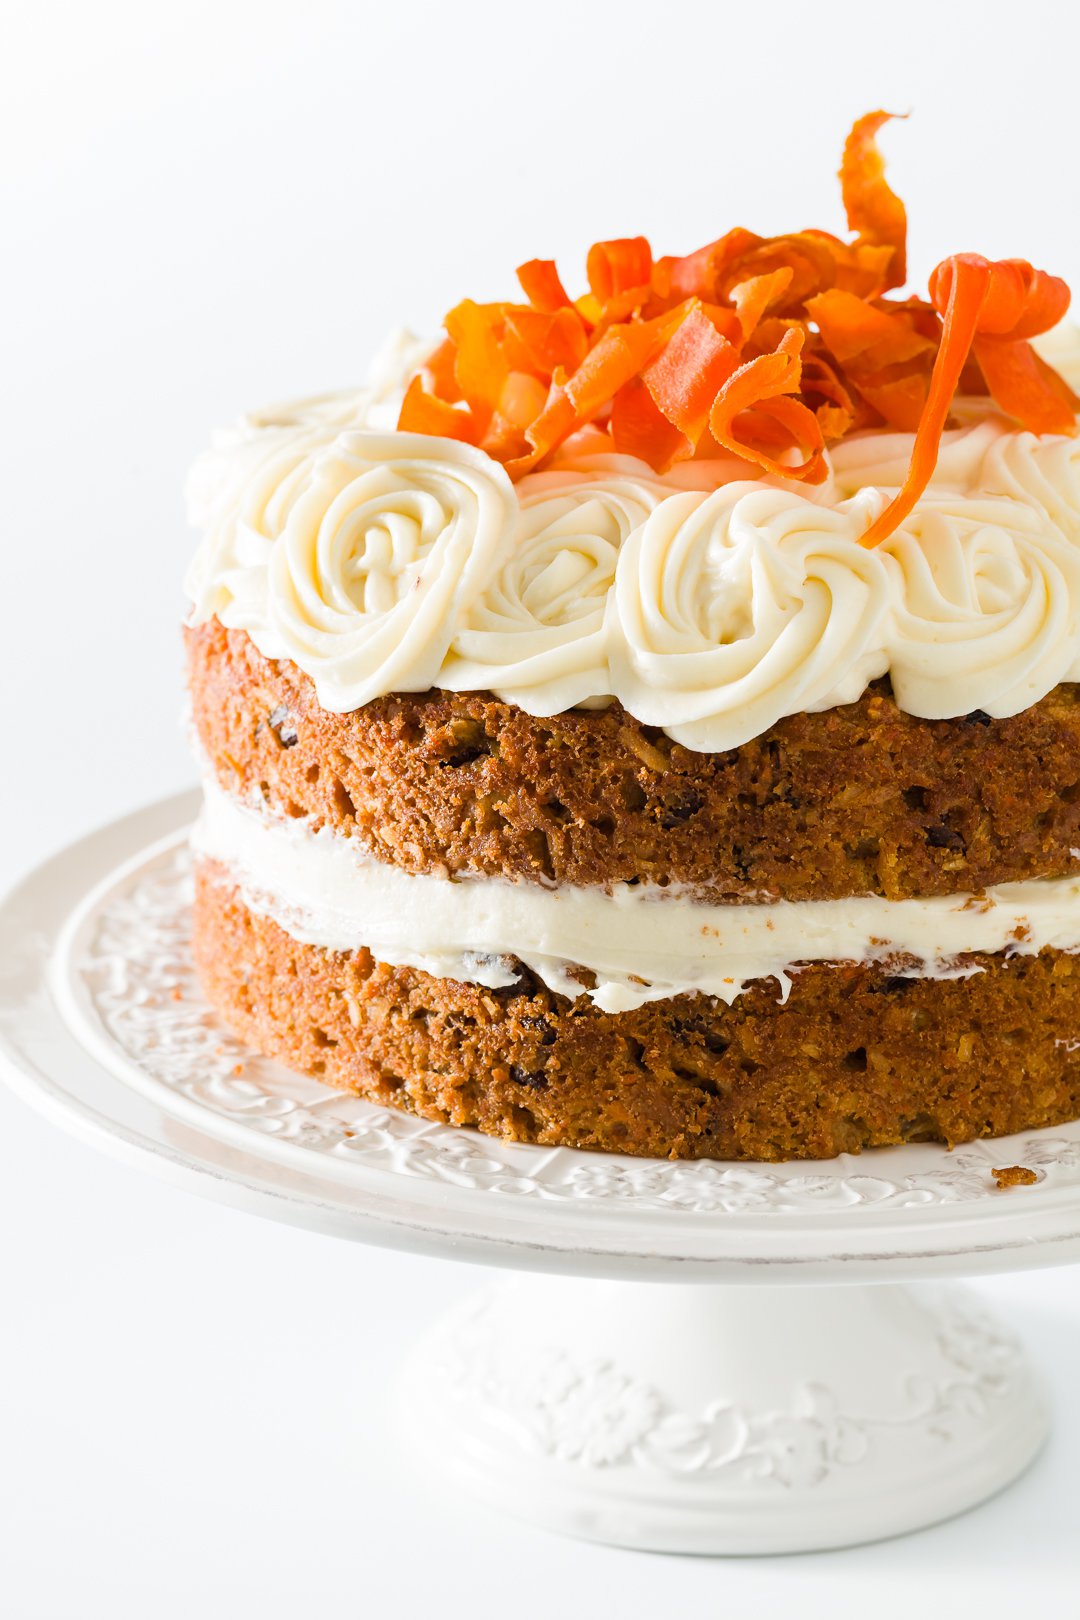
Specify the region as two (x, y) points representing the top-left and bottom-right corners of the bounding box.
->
(184, 114), (1080, 1160)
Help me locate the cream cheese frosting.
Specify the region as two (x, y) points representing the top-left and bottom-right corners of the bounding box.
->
(441, 469), (665, 714)
(194, 777), (1080, 1014)
(185, 325), (1080, 752)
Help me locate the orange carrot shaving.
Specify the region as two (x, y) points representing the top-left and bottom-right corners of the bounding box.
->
(653, 229), (761, 303)
(502, 307), (589, 378)
(398, 376), (479, 442)
(840, 111), (908, 290)
(731, 270), (794, 341)
(799, 350), (859, 441)
(973, 338), (1078, 434)
(444, 301), (507, 417)
(610, 379), (686, 470)
(636, 305), (739, 467)
(586, 237), (653, 304)
(805, 289), (933, 371)
(516, 259), (572, 312)
(805, 288), (936, 431)
(967, 258), (1070, 339)
(860, 256), (992, 545)
(708, 329), (828, 483)
(399, 116), (1075, 515)
(419, 336), (461, 401)
(498, 371), (550, 432)
(562, 306), (685, 418)
(504, 381), (578, 476)
(717, 234), (839, 307)
(862, 254), (1077, 545)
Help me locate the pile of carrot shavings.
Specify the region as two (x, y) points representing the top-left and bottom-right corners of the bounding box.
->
(399, 112), (1078, 545)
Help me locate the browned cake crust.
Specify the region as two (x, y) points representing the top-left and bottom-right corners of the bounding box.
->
(194, 863), (1080, 1162)
(187, 620), (1080, 903)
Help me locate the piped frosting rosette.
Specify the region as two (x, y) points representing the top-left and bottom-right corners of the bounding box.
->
(1033, 320), (1080, 394)
(442, 467), (667, 713)
(184, 391), (375, 632)
(608, 484), (892, 752)
(979, 426), (1080, 544)
(880, 495), (1080, 717)
(830, 413), (1080, 539)
(185, 329), (436, 630)
(828, 414), (1080, 715)
(265, 432), (517, 710)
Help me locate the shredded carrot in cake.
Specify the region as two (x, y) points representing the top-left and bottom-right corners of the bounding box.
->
(399, 112), (1078, 543)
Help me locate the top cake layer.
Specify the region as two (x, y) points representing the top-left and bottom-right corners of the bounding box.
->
(184, 115), (1080, 753)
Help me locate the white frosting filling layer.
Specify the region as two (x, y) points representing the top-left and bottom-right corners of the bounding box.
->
(192, 779), (1080, 1014)
(184, 324), (1080, 753)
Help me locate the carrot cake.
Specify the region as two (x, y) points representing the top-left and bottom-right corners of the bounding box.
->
(184, 113), (1080, 1160)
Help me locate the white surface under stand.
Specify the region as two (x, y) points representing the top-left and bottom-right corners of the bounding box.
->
(3, 795), (1078, 1554)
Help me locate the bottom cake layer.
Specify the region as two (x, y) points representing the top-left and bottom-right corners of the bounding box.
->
(193, 862), (1080, 1162)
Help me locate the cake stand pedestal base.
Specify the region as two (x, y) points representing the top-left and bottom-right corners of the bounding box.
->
(404, 1276), (1046, 1554)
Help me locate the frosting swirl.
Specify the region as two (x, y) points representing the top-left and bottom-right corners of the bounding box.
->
(184, 391), (374, 632)
(186, 372), (1080, 751)
(1033, 319), (1080, 395)
(184, 327), (434, 623)
(978, 424), (1080, 544)
(609, 484), (891, 750)
(830, 413), (1080, 716)
(442, 469), (664, 713)
(266, 432), (517, 710)
(881, 497), (1080, 717)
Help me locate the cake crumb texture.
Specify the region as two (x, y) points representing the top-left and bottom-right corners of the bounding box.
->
(992, 1164), (1040, 1188)
(187, 621), (1080, 903)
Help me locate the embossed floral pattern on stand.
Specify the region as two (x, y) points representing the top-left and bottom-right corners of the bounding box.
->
(432, 1292), (1020, 1485)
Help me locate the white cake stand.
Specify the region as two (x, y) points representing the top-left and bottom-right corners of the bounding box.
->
(4, 792), (1080, 1555)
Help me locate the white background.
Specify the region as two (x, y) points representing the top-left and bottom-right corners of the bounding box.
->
(4, 1), (1080, 1613)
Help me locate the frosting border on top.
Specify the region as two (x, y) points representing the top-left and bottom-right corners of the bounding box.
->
(184, 330), (1080, 754)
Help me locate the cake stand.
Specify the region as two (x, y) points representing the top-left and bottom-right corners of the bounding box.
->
(4, 792), (1080, 1555)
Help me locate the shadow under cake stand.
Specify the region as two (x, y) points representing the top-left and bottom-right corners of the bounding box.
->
(4, 790), (1080, 1554)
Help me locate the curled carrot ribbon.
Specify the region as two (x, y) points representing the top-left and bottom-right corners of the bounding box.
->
(399, 114), (1077, 542)
(860, 255), (1076, 545)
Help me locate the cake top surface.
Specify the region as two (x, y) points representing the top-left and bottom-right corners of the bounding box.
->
(185, 116), (1080, 752)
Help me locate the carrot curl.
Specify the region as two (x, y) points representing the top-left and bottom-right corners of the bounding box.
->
(399, 116), (1076, 544)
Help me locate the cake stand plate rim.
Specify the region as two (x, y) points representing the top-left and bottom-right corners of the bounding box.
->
(6, 789), (1080, 1282)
